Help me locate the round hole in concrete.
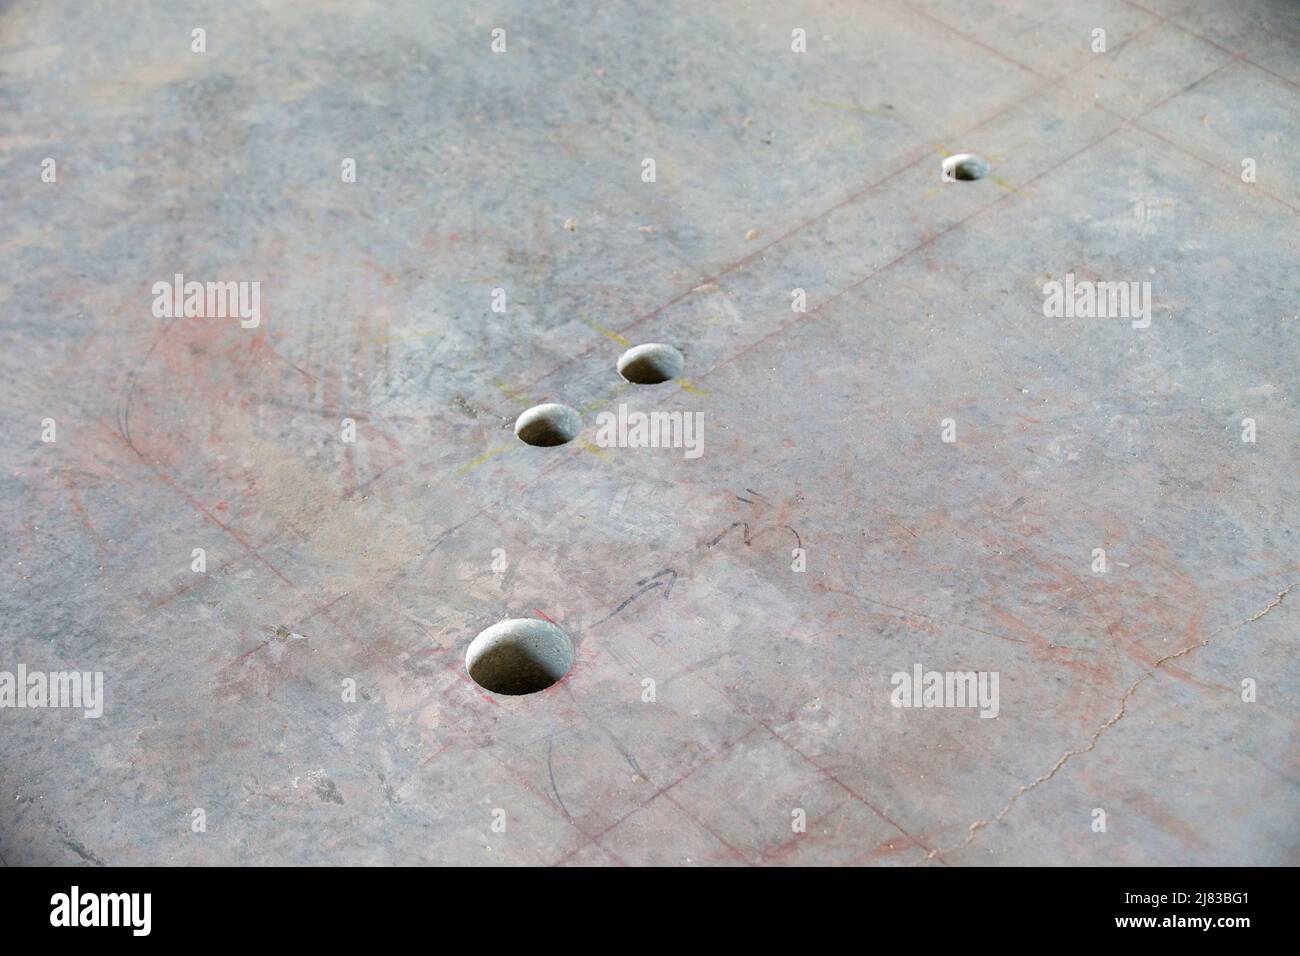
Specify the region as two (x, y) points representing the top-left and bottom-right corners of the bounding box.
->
(617, 343), (685, 384)
(943, 153), (989, 181)
(465, 618), (575, 695)
(514, 402), (582, 446)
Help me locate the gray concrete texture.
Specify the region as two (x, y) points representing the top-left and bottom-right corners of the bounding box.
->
(0, 0), (1297, 865)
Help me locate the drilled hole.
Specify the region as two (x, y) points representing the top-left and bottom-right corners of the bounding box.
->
(943, 153), (989, 181)
(466, 618), (575, 695)
(617, 343), (685, 384)
(515, 403), (582, 446)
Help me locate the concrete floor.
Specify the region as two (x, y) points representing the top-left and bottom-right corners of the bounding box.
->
(2, 0), (1297, 866)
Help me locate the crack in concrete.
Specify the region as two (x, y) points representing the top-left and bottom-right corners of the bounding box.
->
(1241, 580), (1298, 625)
(924, 578), (1300, 860)
(925, 639), (1209, 861)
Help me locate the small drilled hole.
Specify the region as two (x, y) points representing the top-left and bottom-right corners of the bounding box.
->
(943, 153), (989, 181)
(466, 619), (575, 695)
(515, 403), (582, 446)
(617, 343), (685, 384)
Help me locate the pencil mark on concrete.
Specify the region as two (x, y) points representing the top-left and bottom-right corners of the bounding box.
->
(547, 735), (572, 820)
(595, 569), (677, 625)
(595, 581), (663, 625)
(117, 316), (180, 455)
(639, 568), (677, 598)
(707, 521), (751, 548)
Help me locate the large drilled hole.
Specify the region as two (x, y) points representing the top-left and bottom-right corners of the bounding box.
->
(466, 618), (575, 695)
(943, 153), (989, 181)
(514, 403), (582, 446)
(617, 343), (685, 384)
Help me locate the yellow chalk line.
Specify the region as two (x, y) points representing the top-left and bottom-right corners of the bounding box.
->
(455, 444), (510, 476)
(814, 98), (895, 118)
(581, 317), (631, 347)
(579, 382), (631, 413)
(373, 328), (441, 345)
(578, 440), (614, 462)
(492, 379), (529, 400)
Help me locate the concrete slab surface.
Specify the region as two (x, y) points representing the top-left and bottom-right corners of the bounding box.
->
(1, 0), (1297, 866)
